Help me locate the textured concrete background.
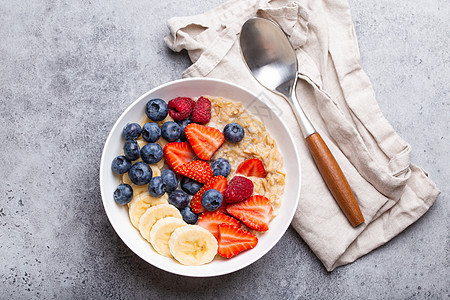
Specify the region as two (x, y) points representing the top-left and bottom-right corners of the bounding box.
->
(0, 0), (448, 299)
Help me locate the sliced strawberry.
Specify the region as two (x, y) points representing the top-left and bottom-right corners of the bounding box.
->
(226, 195), (273, 231)
(190, 176), (227, 213)
(198, 211), (240, 240)
(217, 224), (258, 258)
(236, 158), (267, 178)
(163, 142), (196, 170)
(175, 160), (212, 184)
(185, 123), (225, 160)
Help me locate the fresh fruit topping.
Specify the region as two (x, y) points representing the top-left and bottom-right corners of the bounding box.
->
(223, 123), (244, 143)
(111, 155), (132, 174)
(236, 158), (267, 178)
(191, 96), (211, 124)
(142, 122), (161, 143)
(201, 189), (223, 211)
(113, 183), (133, 205)
(122, 123), (142, 140)
(128, 193), (169, 228)
(190, 176), (227, 214)
(226, 195), (273, 231)
(210, 158), (231, 177)
(161, 121), (181, 142)
(139, 204), (182, 241)
(168, 97), (195, 121)
(177, 119), (193, 141)
(169, 190), (190, 209)
(140, 143), (164, 164)
(163, 142), (196, 170)
(175, 160), (213, 184)
(181, 177), (204, 195)
(146, 98), (169, 121)
(123, 139), (140, 161)
(161, 169), (178, 192)
(128, 162), (153, 185)
(217, 224), (258, 258)
(148, 176), (166, 197)
(150, 217), (187, 257)
(169, 225), (218, 266)
(198, 211), (240, 240)
(223, 176), (253, 203)
(185, 123), (225, 160)
(179, 207), (199, 224)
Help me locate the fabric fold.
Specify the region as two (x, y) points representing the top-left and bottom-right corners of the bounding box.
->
(164, 0), (440, 271)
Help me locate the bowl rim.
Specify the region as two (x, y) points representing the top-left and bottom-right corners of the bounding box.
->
(99, 77), (301, 277)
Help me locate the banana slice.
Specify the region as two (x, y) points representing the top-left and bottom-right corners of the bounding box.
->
(138, 204), (182, 242)
(169, 225), (218, 266)
(136, 138), (147, 149)
(150, 164), (161, 177)
(128, 192), (168, 228)
(150, 217), (187, 257)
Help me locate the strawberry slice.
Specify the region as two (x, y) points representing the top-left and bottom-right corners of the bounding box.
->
(163, 142), (196, 170)
(175, 160), (213, 184)
(198, 211), (240, 240)
(226, 195), (273, 231)
(185, 123), (225, 160)
(217, 224), (258, 258)
(190, 176), (227, 213)
(236, 158), (267, 178)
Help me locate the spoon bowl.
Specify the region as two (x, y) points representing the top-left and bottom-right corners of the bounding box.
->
(240, 17), (365, 227)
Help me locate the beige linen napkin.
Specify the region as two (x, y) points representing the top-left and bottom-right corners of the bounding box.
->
(164, 0), (440, 271)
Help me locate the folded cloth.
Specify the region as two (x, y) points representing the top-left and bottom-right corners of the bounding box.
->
(164, 0), (440, 271)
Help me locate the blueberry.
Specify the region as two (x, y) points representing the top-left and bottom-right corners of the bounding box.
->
(148, 176), (166, 197)
(180, 207), (198, 224)
(181, 177), (203, 195)
(168, 190), (189, 209)
(111, 155), (132, 174)
(122, 123), (142, 140)
(223, 123), (245, 143)
(128, 161), (152, 185)
(161, 121), (181, 142)
(210, 158), (231, 177)
(114, 183), (133, 205)
(146, 98), (168, 121)
(176, 119), (192, 141)
(161, 169), (178, 192)
(140, 143), (163, 164)
(142, 122), (161, 143)
(201, 189), (223, 211)
(123, 139), (140, 161)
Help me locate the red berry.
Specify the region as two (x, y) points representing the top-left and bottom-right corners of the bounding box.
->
(217, 224), (258, 258)
(226, 195), (273, 231)
(168, 97), (194, 121)
(236, 158), (267, 178)
(198, 211), (240, 240)
(175, 160), (213, 184)
(191, 96), (211, 124)
(185, 123), (225, 160)
(163, 142), (196, 170)
(223, 176), (253, 203)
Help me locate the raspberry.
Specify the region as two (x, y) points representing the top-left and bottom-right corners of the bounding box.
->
(168, 97), (194, 121)
(191, 96), (211, 124)
(223, 176), (254, 203)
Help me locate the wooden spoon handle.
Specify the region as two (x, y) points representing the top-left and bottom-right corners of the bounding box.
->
(305, 132), (364, 227)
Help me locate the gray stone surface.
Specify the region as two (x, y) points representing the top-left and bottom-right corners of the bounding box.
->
(0, 0), (448, 299)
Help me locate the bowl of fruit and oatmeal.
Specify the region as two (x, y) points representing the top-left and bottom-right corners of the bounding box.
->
(100, 78), (301, 277)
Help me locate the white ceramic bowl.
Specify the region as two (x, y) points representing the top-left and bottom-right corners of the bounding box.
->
(100, 78), (301, 277)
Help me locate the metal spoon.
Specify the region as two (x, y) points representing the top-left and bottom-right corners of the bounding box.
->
(240, 17), (364, 227)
